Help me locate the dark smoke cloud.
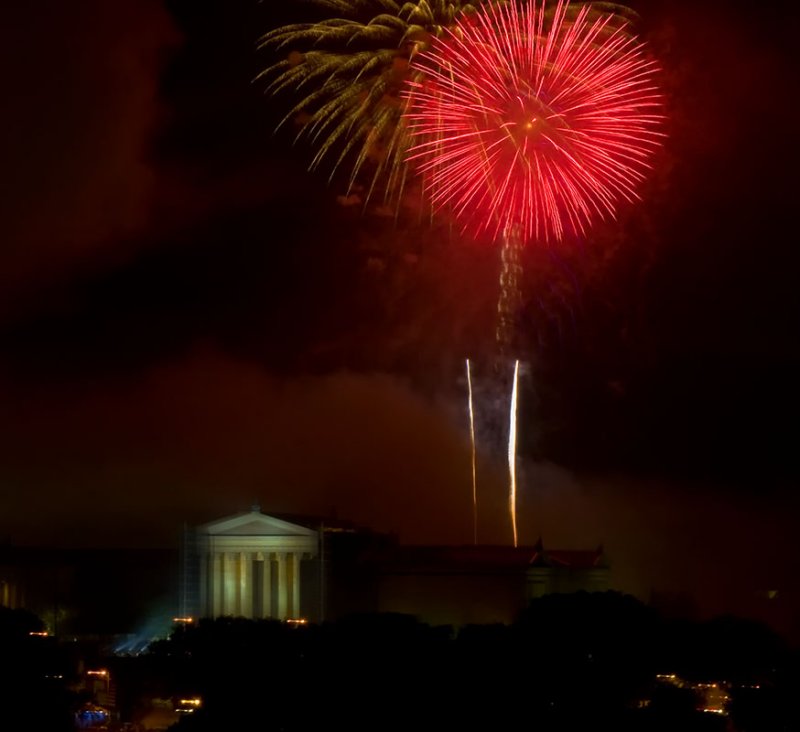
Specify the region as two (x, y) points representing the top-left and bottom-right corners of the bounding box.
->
(0, 348), (479, 548)
(0, 1), (179, 318)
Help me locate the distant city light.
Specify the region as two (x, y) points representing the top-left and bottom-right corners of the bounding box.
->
(176, 697), (202, 714)
(172, 616), (194, 624)
(286, 618), (308, 625)
(656, 673), (730, 715)
(28, 630), (49, 637)
(75, 706), (109, 729)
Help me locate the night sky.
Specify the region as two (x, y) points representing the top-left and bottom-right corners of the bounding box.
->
(1, 0), (799, 619)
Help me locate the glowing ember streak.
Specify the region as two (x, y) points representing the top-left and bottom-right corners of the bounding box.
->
(508, 359), (520, 547)
(466, 358), (478, 544)
(496, 226), (523, 353)
(403, 0), (664, 242)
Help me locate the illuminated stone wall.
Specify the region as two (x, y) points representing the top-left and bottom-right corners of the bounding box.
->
(190, 509), (318, 621)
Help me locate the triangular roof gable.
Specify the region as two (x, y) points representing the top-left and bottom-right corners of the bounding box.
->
(198, 512), (317, 538)
(529, 548), (604, 568)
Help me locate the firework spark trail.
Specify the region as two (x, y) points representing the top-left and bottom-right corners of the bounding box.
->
(466, 359), (478, 545)
(508, 359), (520, 548)
(496, 226), (523, 354)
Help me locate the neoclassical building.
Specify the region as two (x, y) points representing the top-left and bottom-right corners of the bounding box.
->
(185, 508), (319, 621)
(181, 508), (609, 626)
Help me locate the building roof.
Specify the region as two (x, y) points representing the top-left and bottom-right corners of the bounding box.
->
(363, 543), (606, 574)
(529, 548), (605, 569)
(196, 508), (318, 538)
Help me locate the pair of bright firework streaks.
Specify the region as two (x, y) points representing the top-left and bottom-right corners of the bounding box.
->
(403, 0), (662, 546)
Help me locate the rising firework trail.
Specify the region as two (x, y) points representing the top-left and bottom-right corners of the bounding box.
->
(508, 359), (520, 547)
(466, 358), (478, 544)
(405, 0), (664, 543)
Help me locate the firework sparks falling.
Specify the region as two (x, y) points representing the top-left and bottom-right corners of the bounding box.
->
(258, 0), (490, 206)
(403, 0), (664, 242)
(466, 358), (478, 544)
(508, 359), (520, 547)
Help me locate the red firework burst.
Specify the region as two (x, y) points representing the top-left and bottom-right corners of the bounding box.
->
(403, 0), (664, 242)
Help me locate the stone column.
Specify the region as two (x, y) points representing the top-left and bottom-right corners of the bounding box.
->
(289, 553), (301, 619)
(276, 553), (288, 620)
(212, 552), (224, 618)
(233, 553), (242, 616)
(261, 553), (272, 619)
(201, 552), (209, 617)
(224, 552), (237, 615)
(240, 552), (253, 618)
(198, 551), (208, 618)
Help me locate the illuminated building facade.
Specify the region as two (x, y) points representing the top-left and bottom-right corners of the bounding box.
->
(527, 540), (609, 598)
(182, 512), (609, 626)
(184, 508), (318, 621)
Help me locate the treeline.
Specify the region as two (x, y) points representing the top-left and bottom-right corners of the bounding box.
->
(143, 592), (793, 732)
(3, 592), (797, 731)
(0, 606), (74, 730)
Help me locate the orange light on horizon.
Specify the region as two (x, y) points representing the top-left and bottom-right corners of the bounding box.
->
(176, 697), (202, 713)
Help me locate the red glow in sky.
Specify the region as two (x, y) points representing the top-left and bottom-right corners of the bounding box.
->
(404, 0), (664, 242)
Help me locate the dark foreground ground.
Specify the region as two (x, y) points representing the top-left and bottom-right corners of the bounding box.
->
(3, 592), (797, 731)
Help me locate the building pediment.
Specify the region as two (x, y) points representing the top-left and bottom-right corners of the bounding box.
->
(198, 510), (317, 538)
